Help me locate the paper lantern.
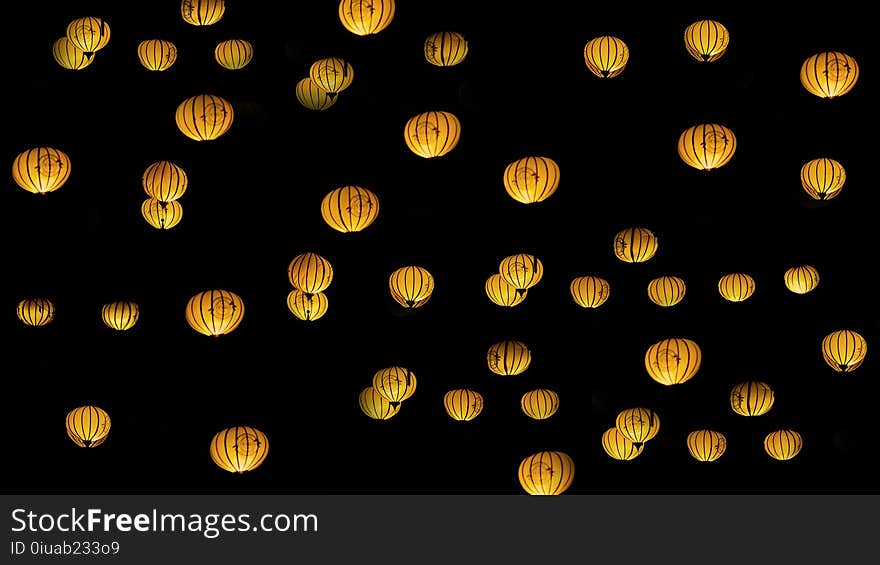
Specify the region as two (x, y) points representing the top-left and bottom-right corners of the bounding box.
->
(137, 39), (177, 71)
(718, 273), (755, 302)
(185, 290), (244, 336)
(687, 430), (727, 462)
(730, 381), (774, 416)
(647, 276), (686, 307)
(613, 227), (657, 263)
(389, 266), (434, 308)
(17, 298), (55, 327)
(764, 430), (803, 461)
(288, 252), (333, 295)
(286, 290), (329, 321)
(101, 301), (139, 331)
(570, 276), (610, 308)
(601, 428), (643, 461)
(141, 198), (183, 230)
(12, 147), (71, 195)
(503, 156), (560, 204)
(645, 338), (702, 386)
(210, 426), (268, 473)
(215, 39), (254, 70)
(684, 20), (729, 62)
(295, 78), (337, 111)
(66, 17), (110, 56)
(321, 185), (379, 233)
(66, 406), (111, 447)
(53, 37), (92, 70)
(487, 340), (531, 376)
(309, 58), (354, 96)
(615, 407), (660, 445)
(518, 451), (574, 495)
(800, 51), (859, 99)
(822, 329), (867, 372)
(404, 111), (461, 158)
(521, 389), (559, 420)
(359, 386), (400, 420)
(373, 367), (416, 405)
(443, 389), (483, 421)
(142, 161), (187, 202)
(499, 253), (543, 292)
(181, 0), (225, 26)
(485, 274), (527, 307)
(424, 31), (468, 66)
(784, 265), (819, 294)
(800, 158), (845, 201)
(678, 123), (736, 170)
(338, 0), (395, 36)
(175, 94), (234, 141)
(583, 35), (628, 78)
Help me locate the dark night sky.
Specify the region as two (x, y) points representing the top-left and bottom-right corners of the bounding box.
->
(3, 1), (877, 493)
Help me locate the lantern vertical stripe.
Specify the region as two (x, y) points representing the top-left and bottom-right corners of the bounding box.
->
(404, 111), (461, 158)
(800, 158), (845, 200)
(210, 426), (269, 473)
(296, 78), (337, 111)
(12, 147), (72, 195)
(288, 253), (334, 295)
(800, 52), (859, 98)
(644, 338), (701, 386)
(518, 451), (575, 495)
(309, 58), (354, 95)
(102, 301), (139, 331)
(784, 265), (819, 294)
(215, 39), (254, 70)
(678, 124), (737, 170)
(373, 367), (416, 404)
(583, 36), (628, 78)
(684, 20), (729, 62)
(185, 290), (244, 336)
(764, 430), (803, 460)
(182, 0), (226, 26)
(503, 156), (560, 204)
(66, 406), (111, 447)
(443, 389), (483, 421)
(487, 340), (531, 376)
(687, 430), (727, 462)
(647, 276), (686, 306)
(138, 39), (177, 71)
(389, 266), (434, 307)
(730, 381), (774, 416)
(615, 407), (660, 445)
(321, 185), (379, 233)
(822, 329), (867, 372)
(17, 299), (56, 326)
(66, 17), (110, 55)
(485, 273), (527, 307)
(601, 428), (643, 460)
(499, 253), (544, 291)
(53, 37), (92, 70)
(613, 228), (658, 263)
(718, 273), (755, 302)
(359, 387), (400, 419)
(521, 389), (559, 419)
(425, 31), (468, 66)
(339, 0), (395, 35)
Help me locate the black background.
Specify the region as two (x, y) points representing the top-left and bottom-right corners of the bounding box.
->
(3, 1), (877, 493)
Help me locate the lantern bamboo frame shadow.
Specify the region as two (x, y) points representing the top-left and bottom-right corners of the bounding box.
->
(518, 451), (574, 495)
(66, 406), (111, 447)
(209, 426), (269, 473)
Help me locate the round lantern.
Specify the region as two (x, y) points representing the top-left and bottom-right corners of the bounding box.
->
(66, 406), (111, 447)
(443, 389), (483, 421)
(518, 451), (575, 495)
(286, 290), (329, 321)
(141, 198), (183, 230)
(424, 31), (468, 66)
(66, 17), (110, 56)
(718, 273), (755, 302)
(12, 147), (71, 195)
(215, 39), (254, 70)
(101, 301), (139, 331)
(499, 253), (543, 292)
(683, 20), (729, 62)
(678, 123), (736, 170)
(613, 227), (658, 263)
(209, 426), (269, 473)
(487, 340), (531, 376)
(53, 37), (92, 70)
(730, 381), (774, 416)
(521, 389), (559, 420)
(570, 276), (610, 308)
(359, 387), (400, 420)
(503, 156), (560, 204)
(389, 266), (434, 308)
(338, 0), (395, 35)
(185, 290), (244, 336)
(295, 78), (337, 111)
(142, 161), (187, 202)
(800, 51), (859, 99)
(800, 158), (845, 200)
(175, 94), (234, 142)
(181, 0), (225, 26)
(687, 430), (727, 462)
(764, 430), (803, 461)
(309, 58), (354, 96)
(615, 407), (660, 445)
(321, 185), (379, 233)
(784, 265), (819, 295)
(404, 111), (461, 158)
(644, 338), (702, 386)
(288, 252), (333, 295)
(601, 428), (643, 461)
(17, 298), (55, 327)
(822, 329), (867, 372)
(373, 367), (416, 405)
(485, 274), (527, 307)
(137, 39), (177, 71)
(647, 276), (686, 307)
(583, 35), (628, 78)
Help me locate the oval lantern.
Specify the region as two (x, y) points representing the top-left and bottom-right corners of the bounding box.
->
(718, 273), (755, 302)
(321, 185), (379, 233)
(53, 37), (92, 70)
(389, 265), (434, 308)
(764, 430), (803, 461)
(424, 31), (468, 67)
(503, 156), (560, 204)
(288, 252), (334, 295)
(521, 389), (559, 420)
(101, 301), (139, 331)
(800, 51), (859, 99)
(613, 227), (658, 263)
(141, 198), (183, 230)
(137, 39), (177, 71)
(309, 57), (354, 97)
(339, 0), (395, 36)
(175, 94), (234, 141)
(800, 158), (845, 201)
(602, 428), (643, 461)
(443, 389), (483, 421)
(210, 426), (268, 473)
(373, 367), (416, 405)
(66, 17), (110, 56)
(359, 386), (400, 420)
(684, 20), (729, 62)
(215, 39), (254, 70)
(784, 265), (819, 295)
(485, 274), (527, 307)
(687, 430), (727, 462)
(678, 123), (736, 170)
(487, 340), (531, 376)
(12, 147), (71, 195)
(644, 338), (702, 386)
(730, 381), (774, 417)
(583, 35), (628, 78)
(17, 298), (55, 327)
(181, 0), (225, 26)
(499, 253), (543, 292)
(404, 111), (461, 159)
(518, 451), (574, 495)
(286, 290), (329, 321)
(822, 329), (867, 373)
(295, 78), (337, 111)
(615, 407), (660, 445)
(647, 276), (686, 307)
(142, 161), (187, 202)
(66, 406), (111, 447)
(185, 290), (244, 337)
(570, 276), (610, 308)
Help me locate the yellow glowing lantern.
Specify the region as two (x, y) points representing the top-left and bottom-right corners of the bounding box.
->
(373, 367), (416, 405)
(487, 340), (531, 376)
(66, 17), (110, 56)
(647, 276), (686, 307)
(503, 156), (560, 204)
(613, 227), (657, 263)
(142, 161), (187, 202)
(784, 265), (819, 294)
(137, 39), (177, 71)
(800, 51), (859, 99)
(359, 386), (400, 420)
(215, 39), (254, 70)
(730, 381), (775, 416)
(181, 0), (225, 26)
(687, 430), (727, 462)
(286, 290), (329, 321)
(615, 407), (660, 445)
(389, 266), (434, 308)
(321, 185), (379, 233)
(404, 111), (461, 158)
(17, 298), (55, 327)
(521, 389), (559, 420)
(12, 147), (71, 195)
(678, 123), (736, 170)
(764, 430), (803, 461)
(443, 389), (483, 421)
(499, 253), (543, 292)
(601, 428), (643, 461)
(485, 274), (527, 307)
(210, 426), (268, 473)
(309, 58), (354, 96)
(185, 290), (244, 336)
(718, 273), (755, 302)
(684, 20), (729, 62)
(822, 329), (867, 372)
(141, 198), (183, 230)
(645, 338), (701, 386)
(295, 78), (337, 111)
(424, 31), (468, 66)
(570, 276), (610, 308)
(101, 301), (139, 331)
(338, 0), (395, 36)
(53, 37), (92, 70)
(583, 35), (628, 78)
(518, 451), (574, 495)
(800, 158), (845, 201)
(175, 94), (234, 142)
(288, 252), (334, 295)
(66, 406), (111, 447)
